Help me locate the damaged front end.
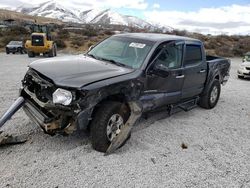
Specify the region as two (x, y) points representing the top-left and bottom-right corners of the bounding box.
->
(0, 68), (142, 154)
(20, 68), (83, 135)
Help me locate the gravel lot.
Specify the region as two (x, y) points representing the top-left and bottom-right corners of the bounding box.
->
(0, 53), (250, 188)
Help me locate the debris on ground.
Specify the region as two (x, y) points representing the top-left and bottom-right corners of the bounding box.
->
(181, 143), (188, 149)
(0, 131), (28, 146)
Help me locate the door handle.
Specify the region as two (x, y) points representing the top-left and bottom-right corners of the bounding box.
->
(199, 69), (206, 73)
(176, 75), (185, 79)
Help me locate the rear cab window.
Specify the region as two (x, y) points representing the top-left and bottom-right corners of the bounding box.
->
(184, 44), (202, 66)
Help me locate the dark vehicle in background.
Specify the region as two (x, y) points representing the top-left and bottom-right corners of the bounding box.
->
(238, 52), (250, 78)
(0, 33), (231, 153)
(6, 41), (26, 54)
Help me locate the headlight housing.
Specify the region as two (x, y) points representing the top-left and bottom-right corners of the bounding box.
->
(52, 88), (72, 106)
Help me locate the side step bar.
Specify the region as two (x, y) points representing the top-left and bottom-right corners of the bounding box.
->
(177, 97), (199, 112)
(169, 97), (199, 115)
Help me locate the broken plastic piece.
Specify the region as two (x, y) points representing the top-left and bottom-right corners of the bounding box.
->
(0, 131), (28, 146)
(105, 102), (142, 155)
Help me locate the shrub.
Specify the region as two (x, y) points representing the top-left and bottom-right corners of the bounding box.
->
(71, 37), (85, 47)
(9, 26), (29, 36)
(104, 30), (113, 35)
(88, 42), (94, 48)
(57, 29), (70, 39)
(55, 39), (66, 48)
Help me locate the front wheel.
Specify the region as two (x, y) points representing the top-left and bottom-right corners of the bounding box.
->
(199, 80), (221, 109)
(90, 101), (130, 152)
(28, 51), (35, 57)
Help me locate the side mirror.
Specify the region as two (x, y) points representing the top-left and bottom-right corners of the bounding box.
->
(88, 45), (94, 52)
(151, 63), (170, 77)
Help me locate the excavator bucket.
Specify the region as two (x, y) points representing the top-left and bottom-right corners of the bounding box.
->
(0, 97), (28, 146)
(105, 102), (142, 155)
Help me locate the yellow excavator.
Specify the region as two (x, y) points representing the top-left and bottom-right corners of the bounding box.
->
(25, 24), (57, 58)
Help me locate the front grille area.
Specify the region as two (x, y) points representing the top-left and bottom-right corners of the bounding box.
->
(22, 69), (55, 103)
(32, 35), (44, 46)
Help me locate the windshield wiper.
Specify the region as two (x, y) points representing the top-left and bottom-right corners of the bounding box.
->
(87, 54), (130, 68)
(87, 53), (99, 60)
(99, 58), (128, 68)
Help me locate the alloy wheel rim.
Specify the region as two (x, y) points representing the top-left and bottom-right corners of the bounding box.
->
(106, 114), (124, 141)
(210, 86), (218, 104)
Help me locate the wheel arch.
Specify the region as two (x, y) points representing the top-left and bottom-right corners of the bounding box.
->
(91, 93), (131, 120)
(201, 70), (221, 96)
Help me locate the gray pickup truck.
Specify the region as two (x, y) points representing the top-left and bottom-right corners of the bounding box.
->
(0, 33), (230, 153)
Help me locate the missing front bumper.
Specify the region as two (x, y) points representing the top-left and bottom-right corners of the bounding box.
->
(23, 100), (77, 135)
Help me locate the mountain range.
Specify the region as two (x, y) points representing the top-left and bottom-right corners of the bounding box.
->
(14, 1), (160, 30)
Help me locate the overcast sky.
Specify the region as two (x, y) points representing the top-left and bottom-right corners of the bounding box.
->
(1, 0), (250, 35)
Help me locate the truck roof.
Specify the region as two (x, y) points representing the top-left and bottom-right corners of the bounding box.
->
(114, 33), (201, 43)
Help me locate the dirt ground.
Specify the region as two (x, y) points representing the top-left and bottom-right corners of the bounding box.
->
(0, 53), (249, 188)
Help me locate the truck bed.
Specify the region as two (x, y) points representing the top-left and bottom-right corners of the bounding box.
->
(206, 55), (231, 84)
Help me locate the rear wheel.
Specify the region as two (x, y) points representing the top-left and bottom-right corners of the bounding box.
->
(54, 44), (57, 56)
(28, 51), (35, 57)
(199, 79), (221, 109)
(90, 101), (130, 152)
(48, 44), (56, 57)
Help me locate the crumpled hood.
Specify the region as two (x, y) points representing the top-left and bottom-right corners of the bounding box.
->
(29, 55), (134, 88)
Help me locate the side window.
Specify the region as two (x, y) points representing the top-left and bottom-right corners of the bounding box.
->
(154, 44), (183, 69)
(184, 45), (202, 65)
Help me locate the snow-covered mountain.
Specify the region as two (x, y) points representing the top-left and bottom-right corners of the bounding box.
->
(14, 1), (155, 29)
(16, 1), (81, 23)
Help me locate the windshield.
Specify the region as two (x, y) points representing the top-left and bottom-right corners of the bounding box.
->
(244, 55), (250, 62)
(88, 36), (154, 68)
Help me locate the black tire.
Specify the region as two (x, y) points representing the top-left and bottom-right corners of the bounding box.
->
(199, 79), (221, 109)
(6, 50), (9, 54)
(238, 75), (244, 79)
(48, 47), (54, 57)
(12, 52), (15, 54)
(18, 48), (23, 54)
(90, 101), (130, 152)
(54, 44), (57, 56)
(28, 51), (35, 58)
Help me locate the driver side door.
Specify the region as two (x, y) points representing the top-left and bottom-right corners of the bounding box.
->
(141, 42), (185, 111)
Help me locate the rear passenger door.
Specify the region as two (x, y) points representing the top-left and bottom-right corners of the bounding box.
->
(182, 42), (207, 99)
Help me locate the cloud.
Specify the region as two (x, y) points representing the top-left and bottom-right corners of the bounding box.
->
(144, 4), (250, 35)
(152, 3), (160, 9)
